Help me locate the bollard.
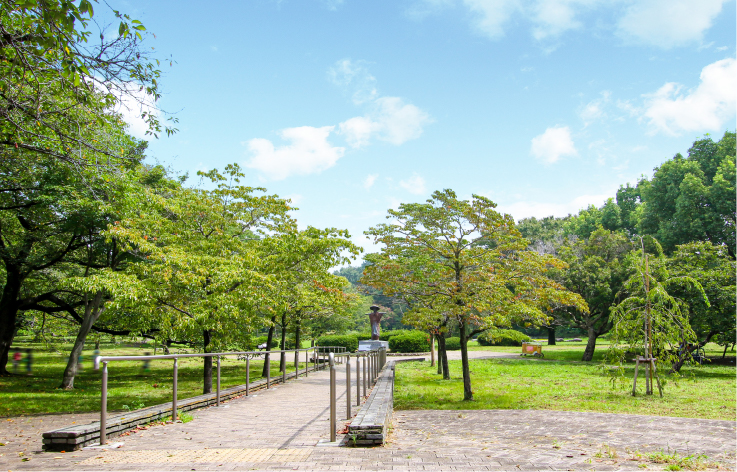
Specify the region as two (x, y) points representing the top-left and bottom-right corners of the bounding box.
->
(173, 358), (179, 422)
(329, 353), (336, 442)
(356, 355), (361, 406)
(100, 361), (108, 445)
(216, 356), (221, 406)
(246, 357), (250, 396)
(346, 355), (351, 419)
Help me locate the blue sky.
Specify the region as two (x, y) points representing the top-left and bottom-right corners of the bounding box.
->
(116, 0), (736, 259)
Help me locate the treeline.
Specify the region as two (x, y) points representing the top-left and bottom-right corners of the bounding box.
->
(516, 131), (736, 361)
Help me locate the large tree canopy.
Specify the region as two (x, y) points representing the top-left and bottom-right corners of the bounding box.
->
(363, 189), (587, 401)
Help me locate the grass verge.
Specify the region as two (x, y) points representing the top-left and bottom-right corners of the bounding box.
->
(394, 358), (736, 420)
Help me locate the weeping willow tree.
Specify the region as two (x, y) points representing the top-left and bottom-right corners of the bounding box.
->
(605, 238), (708, 395)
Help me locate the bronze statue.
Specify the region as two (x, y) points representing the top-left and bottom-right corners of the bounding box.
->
(368, 305), (385, 340)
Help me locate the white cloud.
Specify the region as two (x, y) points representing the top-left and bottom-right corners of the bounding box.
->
(642, 58), (736, 136)
(617, 0), (727, 48)
(339, 96), (432, 148)
(463, 0), (520, 39)
(399, 174), (427, 195)
(530, 126), (577, 164)
(363, 174), (378, 189)
(245, 126), (345, 180)
(328, 59), (378, 105)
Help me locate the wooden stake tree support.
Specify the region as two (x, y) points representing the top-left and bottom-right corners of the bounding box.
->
(631, 252), (662, 397)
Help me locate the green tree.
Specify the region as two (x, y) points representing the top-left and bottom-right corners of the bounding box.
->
(109, 164), (292, 393)
(666, 241), (735, 370)
(554, 228), (634, 361)
(637, 132), (736, 257)
(1, 0), (176, 166)
(363, 190), (587, 400)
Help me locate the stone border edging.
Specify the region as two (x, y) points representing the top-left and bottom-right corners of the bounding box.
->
(347, 358), (423, 446)
(42, 363), (323, 451)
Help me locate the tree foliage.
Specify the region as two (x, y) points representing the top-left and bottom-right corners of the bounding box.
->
(363, 189), (587, 400)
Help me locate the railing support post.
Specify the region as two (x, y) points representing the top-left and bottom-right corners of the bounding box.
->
(216, 356), (221, 406)
(346, 355), (351, 419)
(362, 354), (367, 397)
(173, 358), (178, 422)
(266, 353), (271, 389)
(356, 355), (361, 406)
(100, 361), (108, 445)
(246, 357), (250, 396)
(282, 351), (287, 384)
(294, 350), (299, 378)
(329, 353), (336, 442)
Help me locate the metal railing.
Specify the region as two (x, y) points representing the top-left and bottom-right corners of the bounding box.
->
(326, 348), (387, 442)
(92, 345), (388, 446)
(93, 347), (319, 445)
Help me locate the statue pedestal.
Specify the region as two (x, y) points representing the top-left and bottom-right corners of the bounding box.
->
(358, 340), (388, 352)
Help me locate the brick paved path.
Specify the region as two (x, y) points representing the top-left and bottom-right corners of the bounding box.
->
(1, 353), (735, 471)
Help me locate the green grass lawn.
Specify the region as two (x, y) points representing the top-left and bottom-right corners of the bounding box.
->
(395, 357), (736, 420)
(1, 340), (311, 417)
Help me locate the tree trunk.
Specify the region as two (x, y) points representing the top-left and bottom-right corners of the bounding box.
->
(581, 327), (597, 361)
(430, 332), (435, 367)
(0, 274), (22, 375)
(262, 317), (276, 377)
(279, 313), (287, 371)
(547, 326), (556, 346)
(459, 321), (473, 401)
(437, 335), (449, 379)
(295, 318), (301, 370)
(60, 292), (104, 389)
(723, 344), (728, 359)
(203, 329), (212, 394)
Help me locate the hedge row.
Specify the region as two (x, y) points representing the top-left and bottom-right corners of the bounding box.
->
(316, 334), (358, 352)
(389, 331), (430, 353)
(477, 329), (531, 346)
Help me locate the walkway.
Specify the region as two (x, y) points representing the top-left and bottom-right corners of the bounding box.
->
(1, 352), (734, 471)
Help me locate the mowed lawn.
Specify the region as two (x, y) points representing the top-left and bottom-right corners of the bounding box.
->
(0, 341), (307, 417)
(395, 355), (736, 421)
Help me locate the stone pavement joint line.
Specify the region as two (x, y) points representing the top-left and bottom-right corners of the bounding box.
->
(77, 448), (312, 464)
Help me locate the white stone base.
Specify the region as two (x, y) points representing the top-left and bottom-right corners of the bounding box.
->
(358, 340), (389, 351)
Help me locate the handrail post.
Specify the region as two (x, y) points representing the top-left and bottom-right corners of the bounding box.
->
(282, 351), (287, 384)
(356, 355), (361, 406)
(172, 358), (178, 422)
(305, 349), (308, 377)
(346, 355), (351, 419)
(329, 353), (336, 442)
(100, 361), (108, 445)
(294, 349), (299, 378)
(362, 353), (367, 397)
(246, 357), (250, 396)
(216, 355), (221, 406)
(266, 353), (271, 389)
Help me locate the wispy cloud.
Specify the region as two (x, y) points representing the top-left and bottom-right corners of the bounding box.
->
(530, 126), (577, 164)
(363, 173), (378, 189)
(340, 97), (432, 148)
(327, 59), (378, 105)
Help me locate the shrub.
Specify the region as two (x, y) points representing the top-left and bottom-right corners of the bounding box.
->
(389, 331), (430, 353)
(316, 334), (359, 353)
(444, 337), (461, 350)
(477, 329), (531, 346)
